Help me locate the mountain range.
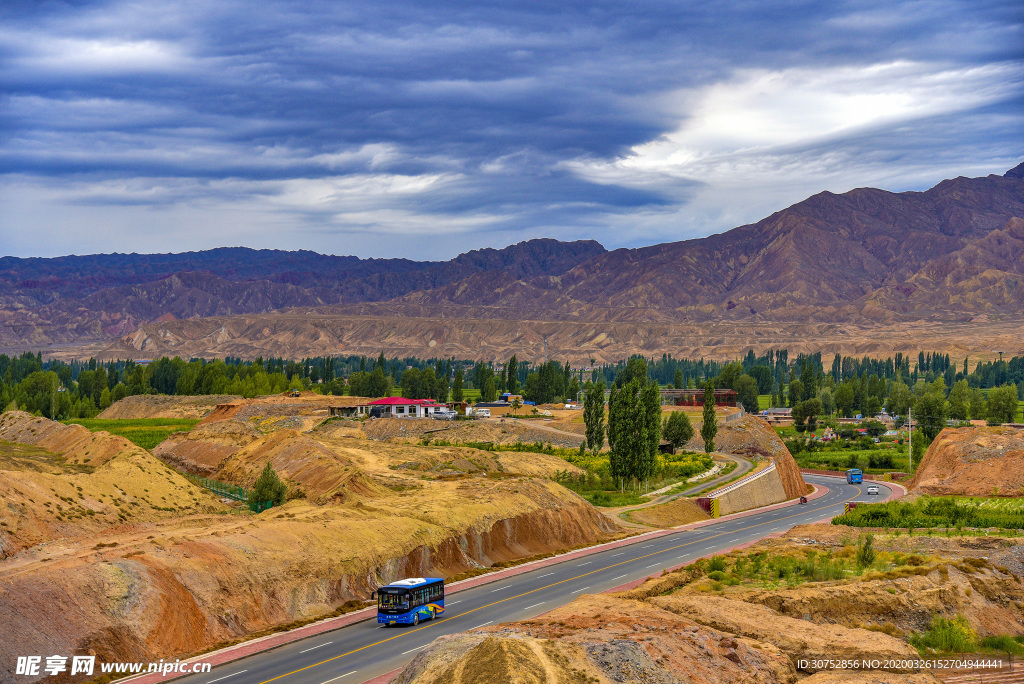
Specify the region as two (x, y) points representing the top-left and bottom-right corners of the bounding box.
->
(3, 162), (1023, 362)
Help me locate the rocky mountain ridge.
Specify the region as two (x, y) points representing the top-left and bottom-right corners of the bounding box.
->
(3, 164), (1023, 360)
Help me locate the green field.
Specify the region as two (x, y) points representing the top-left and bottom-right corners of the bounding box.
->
(63, 418), (199, 451)
(834, 496), (1024, 530)
(790, 447), (912, 474)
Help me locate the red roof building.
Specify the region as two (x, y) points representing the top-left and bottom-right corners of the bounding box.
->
(326, 397), (445, 418)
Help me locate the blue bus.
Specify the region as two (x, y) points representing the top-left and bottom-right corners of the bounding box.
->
(846, 468), (863, 484)
(375, 577), (445, 626)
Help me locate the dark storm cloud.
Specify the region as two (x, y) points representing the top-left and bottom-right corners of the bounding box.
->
(0, 0), (1021, 258)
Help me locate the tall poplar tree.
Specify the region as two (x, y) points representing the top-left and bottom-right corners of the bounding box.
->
(452, 367), (464, 402)
(506, 355), (519, 394)
(584, 381), (606, 452)
(701, 380), (718, 453)
(607, 375), (661, 490)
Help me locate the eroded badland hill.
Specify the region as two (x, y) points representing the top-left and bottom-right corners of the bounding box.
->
(3, 165), (1023, 361)
(0, 405), (620, 679)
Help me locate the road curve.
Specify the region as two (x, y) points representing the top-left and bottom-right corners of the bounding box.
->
(162, 475), (888, 684)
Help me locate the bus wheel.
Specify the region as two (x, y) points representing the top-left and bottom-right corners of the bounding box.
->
(412, 613), (419, 626)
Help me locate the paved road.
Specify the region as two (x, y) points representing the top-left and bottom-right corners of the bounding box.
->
(171, 475), (888, 684)
(606, 454), (752, 528)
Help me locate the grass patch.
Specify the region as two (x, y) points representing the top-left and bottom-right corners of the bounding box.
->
(63, 418), (199, 451)
(583, 491), (646, 507)
(910, 615), (977, 654)
(833, 496), (1024, 530)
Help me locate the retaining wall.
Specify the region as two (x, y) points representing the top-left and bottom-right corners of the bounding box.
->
(715, 466), (788, 516)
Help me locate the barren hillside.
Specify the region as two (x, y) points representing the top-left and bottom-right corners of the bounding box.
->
(908, 426), (1024, 496)
(0, 411), (619, 679)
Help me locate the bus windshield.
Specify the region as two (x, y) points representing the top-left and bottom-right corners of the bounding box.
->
(377, 589), (409, 613)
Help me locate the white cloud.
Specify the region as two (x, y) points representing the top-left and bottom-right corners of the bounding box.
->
(6, 35), (190, 75)
(568, 61), (1021, 189)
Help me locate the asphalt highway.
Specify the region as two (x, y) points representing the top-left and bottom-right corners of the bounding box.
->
(172, 475), (890, 684)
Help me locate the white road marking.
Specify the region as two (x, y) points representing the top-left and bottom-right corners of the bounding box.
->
(470, 621), (493, 630)
(538, 572), (554, 578)
(571, 586), (590, 593)
(448, 600), (461, 605)
(402, 645), (428, 655)
(611, 574), (628, 580)
(578, 561), (591, 566)
(208, 672), (246, 684)
(524, 602), (546, 610)
(299, 641), (332, 653)
(320, 672), (357, 684)
(491, 586), (508, 592)
(611, 552), (625, 557)
(641, 544), (654, 548)
(646, 563), (660, 569)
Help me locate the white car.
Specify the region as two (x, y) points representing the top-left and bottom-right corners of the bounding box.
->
(866, 485), (879, 495)
(432, 409), (456, 420)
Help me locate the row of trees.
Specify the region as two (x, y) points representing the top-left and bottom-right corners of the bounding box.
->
(582, 358), (719, 490)
(3, 347), (1021, 427)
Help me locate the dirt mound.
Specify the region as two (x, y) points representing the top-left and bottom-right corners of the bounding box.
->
(689, 416), (808, 499)
(98, 395), (241, 420)
(652, 594), (918, 671)
(908, 426), (1024, 496)
(0, 411), (137, 468)
(215, 429), (383, 503)
(153, 420), (262, 474)
(395, 594), (795, 684)
(0, 412), (224, 557)
(199, 394), (366, 425)
(626, 498), (711, 527)
(363, 416), (587, 449)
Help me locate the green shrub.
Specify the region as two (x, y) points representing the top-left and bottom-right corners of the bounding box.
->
(249, 462), (287, 509)
(856, 535), (876, 567)
(708, 555), (727, 572)
(912, 615), (977, 653)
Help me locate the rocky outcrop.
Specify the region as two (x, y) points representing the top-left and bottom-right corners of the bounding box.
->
(908, 426), (1024, 496)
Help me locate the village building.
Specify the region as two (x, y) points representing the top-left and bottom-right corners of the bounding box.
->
(328, 397), (444, 418)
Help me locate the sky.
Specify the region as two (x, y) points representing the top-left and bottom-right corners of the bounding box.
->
(1, 0), (1022, 260)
